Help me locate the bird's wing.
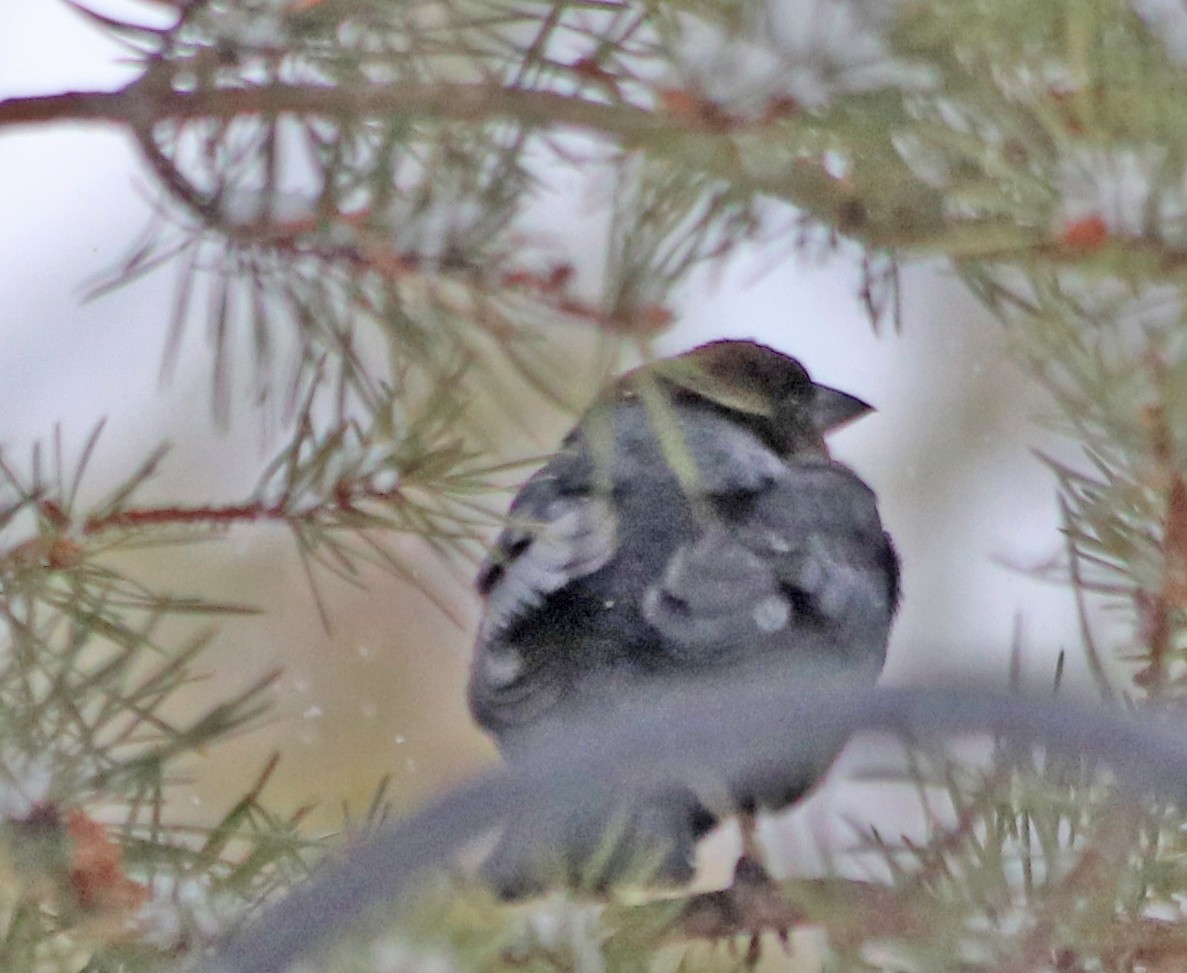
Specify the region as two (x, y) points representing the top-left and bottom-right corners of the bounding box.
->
(472, 458), (617, 695)
(470, 403), (780, 655)
(643, 461), (897, 668)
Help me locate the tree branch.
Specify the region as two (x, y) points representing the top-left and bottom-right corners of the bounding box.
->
(24, 75), (1187, 275)
(185, 679), (1187, 973)
(0, 78), (950, 249)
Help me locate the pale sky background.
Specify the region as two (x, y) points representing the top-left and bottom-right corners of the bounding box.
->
(0, 0), (1099, 873)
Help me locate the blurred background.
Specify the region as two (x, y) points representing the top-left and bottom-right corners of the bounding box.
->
(0, 0), (1091, 879)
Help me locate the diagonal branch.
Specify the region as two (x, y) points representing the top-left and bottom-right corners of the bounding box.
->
(187, 679), (1187, 973)
(0, 78), (951, 250)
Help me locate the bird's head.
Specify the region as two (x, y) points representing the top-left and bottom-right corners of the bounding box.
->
(627, 339), (873, 458)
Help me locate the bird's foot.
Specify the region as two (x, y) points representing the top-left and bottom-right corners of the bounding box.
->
(675, 855), (800, 966)
(732, 855), (793, 965)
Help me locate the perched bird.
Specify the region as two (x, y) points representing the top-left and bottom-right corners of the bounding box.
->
(469, 339), (899, 890)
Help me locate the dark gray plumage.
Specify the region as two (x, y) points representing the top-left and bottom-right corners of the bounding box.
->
(469, 339), (899, 888)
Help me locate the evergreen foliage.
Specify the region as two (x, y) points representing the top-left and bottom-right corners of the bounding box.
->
(4, 0), (1187, 970)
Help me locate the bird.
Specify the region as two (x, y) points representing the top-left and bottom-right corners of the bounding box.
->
(468, 338), (899, 893)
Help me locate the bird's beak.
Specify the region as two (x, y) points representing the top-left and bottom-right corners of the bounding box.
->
(812, 384), (874, 433)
